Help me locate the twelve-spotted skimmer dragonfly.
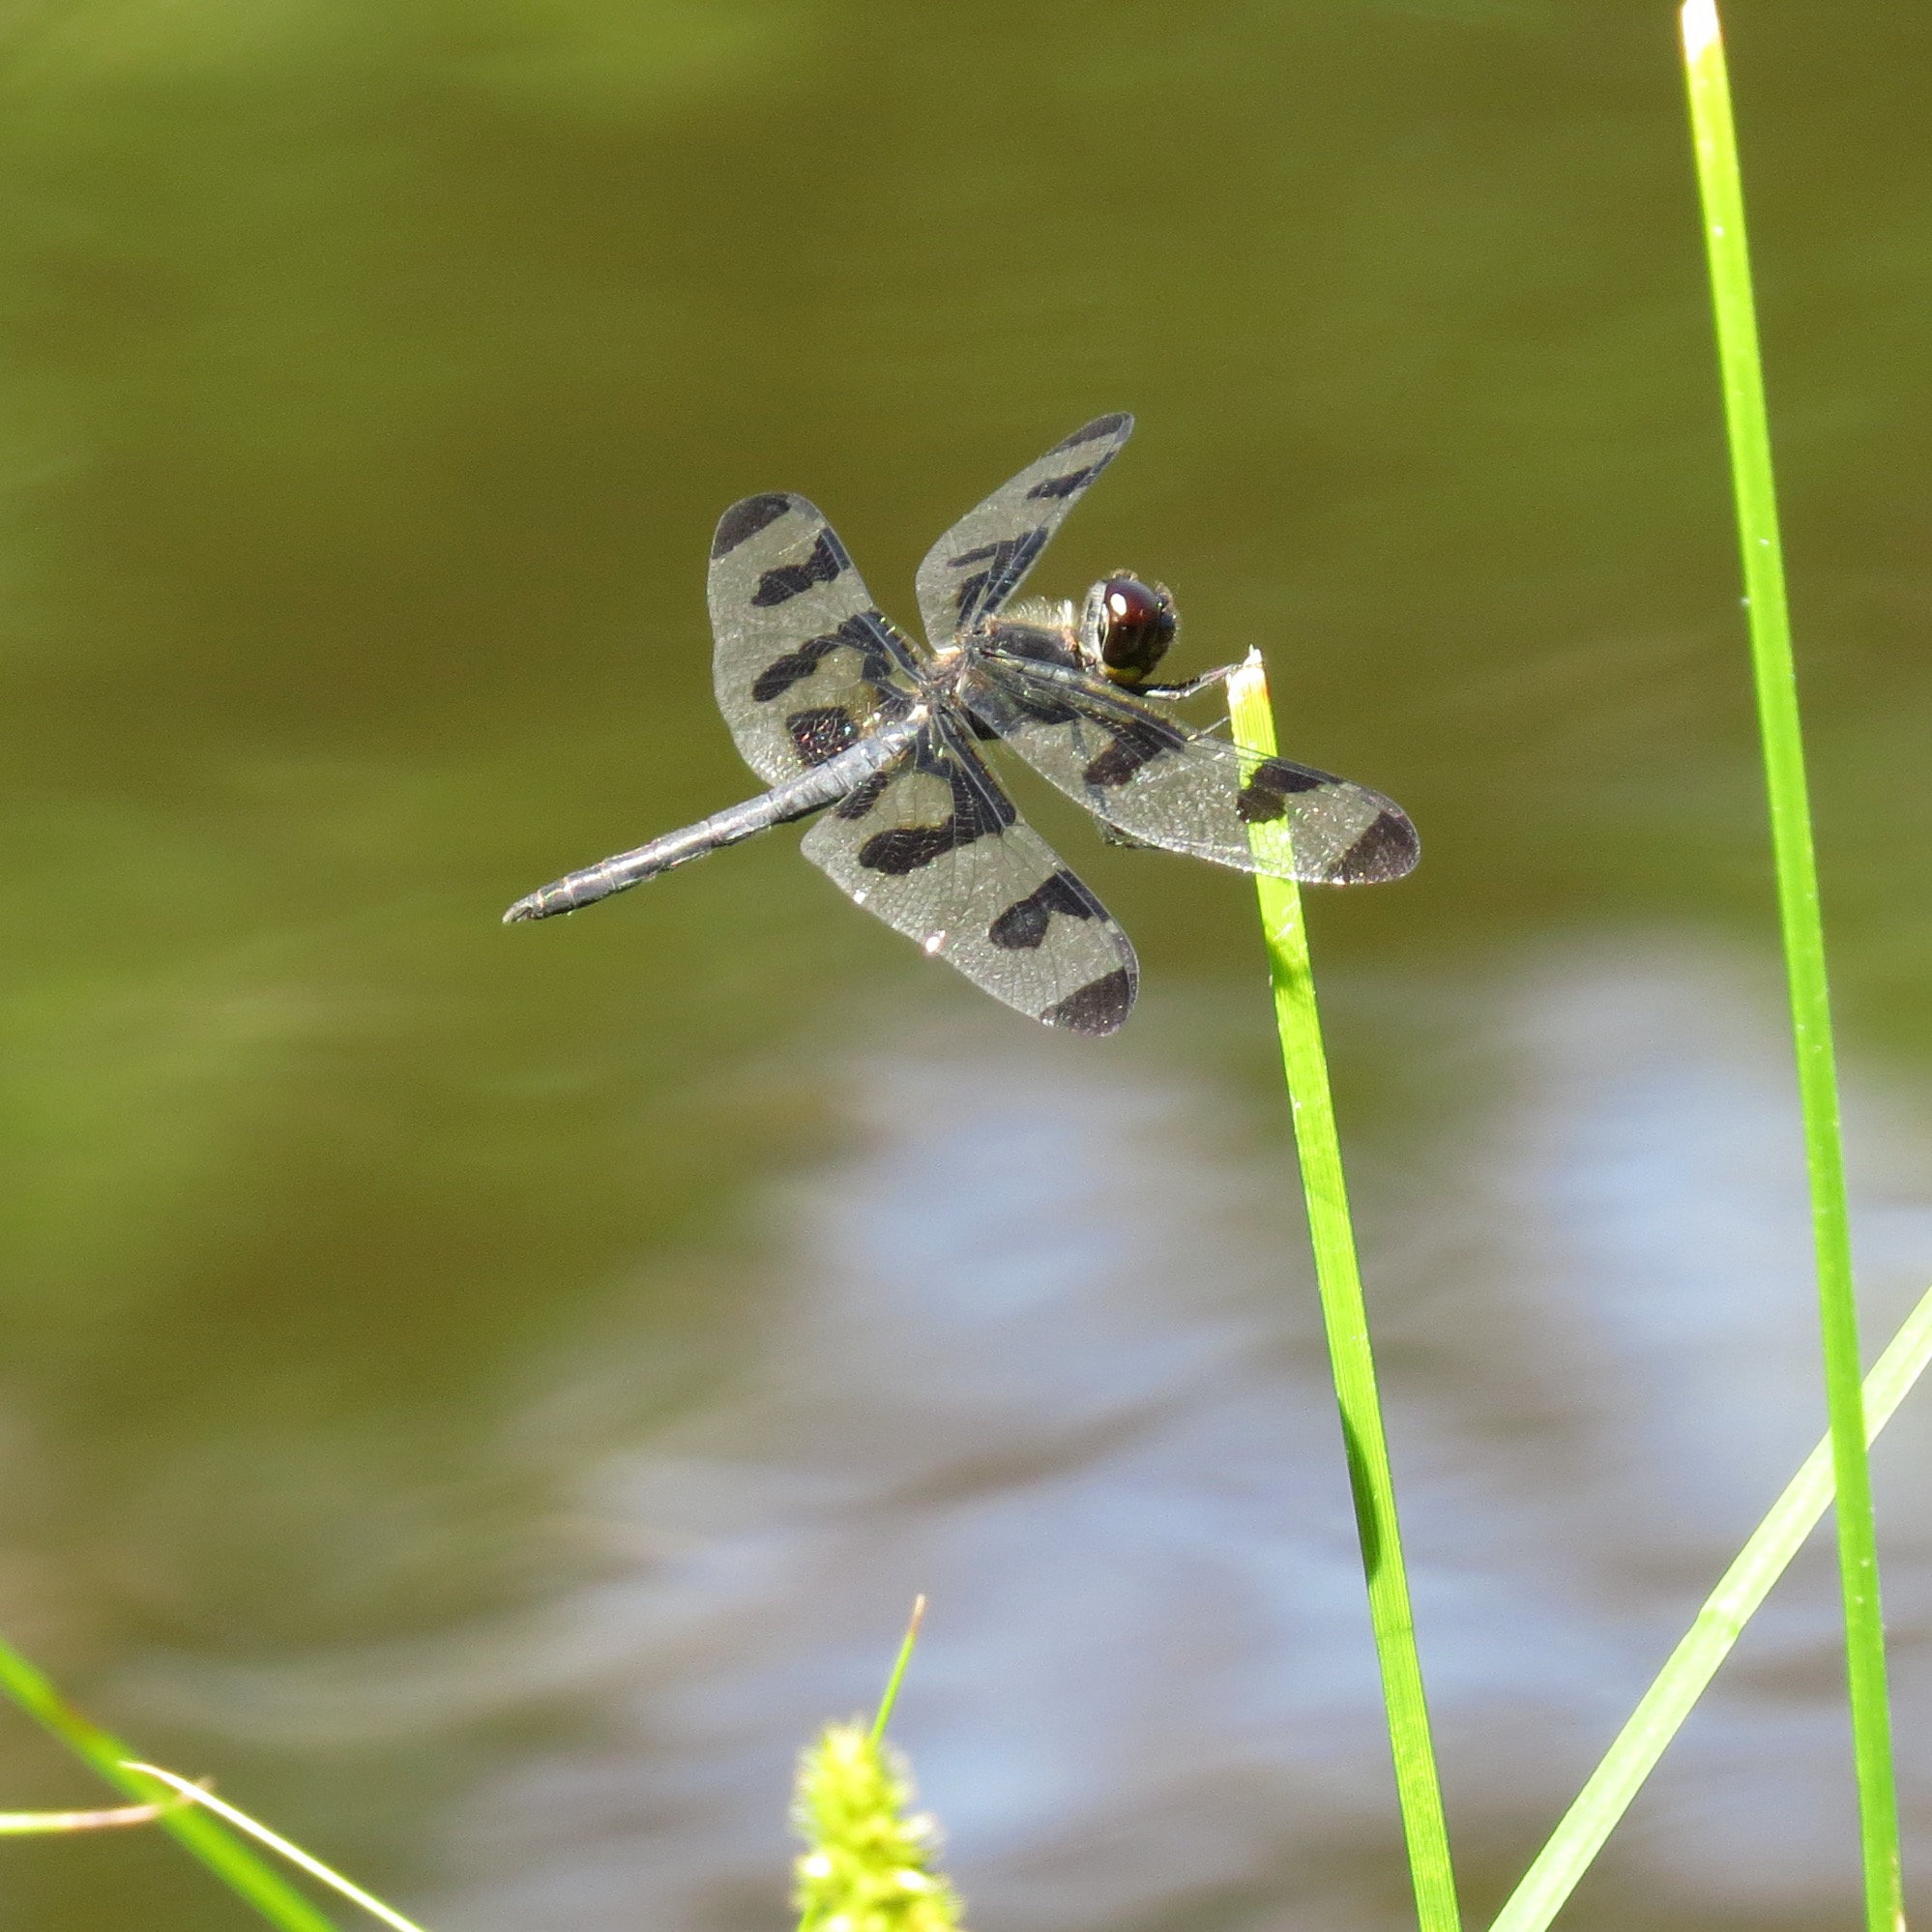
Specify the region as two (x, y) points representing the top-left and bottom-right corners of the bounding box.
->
(505, 415), (1418, 1034)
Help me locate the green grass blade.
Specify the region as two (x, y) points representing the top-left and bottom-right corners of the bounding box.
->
(1680, 7), (1903, 1926)
(126, 1766), (433, 1932)
(0, 1634), (339, 1931)
(1227, 651), (1459, 1932)
(1489, 1275), (1932, 1932)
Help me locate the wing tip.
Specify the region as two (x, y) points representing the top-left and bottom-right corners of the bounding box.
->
(1325, 807), (1420, 885)
(1051, 412), (1134, 454)
(1039, 965), (1137, 1036)
(711, 492), (796, 560)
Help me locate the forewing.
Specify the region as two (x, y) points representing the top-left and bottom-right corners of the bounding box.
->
(965, 656), (1420, 885)
(709, 492), (925, 787)
(801, 717), (1138, 1035)
(914, 414), (1134, 648)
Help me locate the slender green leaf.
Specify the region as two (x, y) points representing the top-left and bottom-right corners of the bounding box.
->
(126, 1766), (432, 1932)
(1227, 651), (1459, 1932)
(1679, 7), (1903, 1926)
(0, 1636), (338, 1930)
(1491, 1276), (1932, 1932)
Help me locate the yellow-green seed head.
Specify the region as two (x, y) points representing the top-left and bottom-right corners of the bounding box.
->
(792, 1723), (964, 1932)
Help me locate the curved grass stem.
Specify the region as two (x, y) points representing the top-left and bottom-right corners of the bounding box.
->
(0, 1637), (337, 1931)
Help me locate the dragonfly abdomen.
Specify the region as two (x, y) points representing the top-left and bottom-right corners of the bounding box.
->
(503, 714), (924, 922)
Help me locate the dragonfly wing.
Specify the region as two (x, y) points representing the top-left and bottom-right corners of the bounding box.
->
(965, 655), (1419, 885)
(914, 414), (1134, 648)
(801, 717), (1137, 1035)
(709, 492), (925, 787)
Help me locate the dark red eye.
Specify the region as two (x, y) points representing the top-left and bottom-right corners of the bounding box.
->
(1097, 576), (1177, 682)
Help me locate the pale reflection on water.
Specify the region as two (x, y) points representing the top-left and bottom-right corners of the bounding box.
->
(124, 940), (1931, 1930)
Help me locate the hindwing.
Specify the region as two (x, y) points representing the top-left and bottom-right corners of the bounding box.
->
(800, 717), (1138, 1034)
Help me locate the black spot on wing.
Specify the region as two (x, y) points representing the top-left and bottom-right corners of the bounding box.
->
(751, 633), (837, 701)
(751, 612), (908, 703)
(988, 869), (1098, 951)
(834, 771), (893, 821)
(945, 748), (1020, 836)
(1041, 966), (1135, 1035)
(948, 528), (1048, 629)
(859, 825), (956, 874)
(949, 535), (1039, 571)
(1326, 809), (1420, 885)
(1025, 461), (1106, 501)
(751, 528), (850, 607)
(711, 493), (792, 559)
(1236, 757), (1336, 823)
(1049, 413), (1130, 453)
(786, 706), (861, 767)
(856, 744), (1017, 875)
(1081, 714), (1188, 787)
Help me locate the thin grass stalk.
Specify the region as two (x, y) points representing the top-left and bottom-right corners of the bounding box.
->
(0, 1794), (184, 1833)
(0, 1634), (339, 1931)
(1679, 8), (1903, 1925)
(1489, 1274), (1932, 1932)
(1227, 652), (1459, 1932)
(870, 1595), (927, 1744)
(127, 1766), (432, 1932)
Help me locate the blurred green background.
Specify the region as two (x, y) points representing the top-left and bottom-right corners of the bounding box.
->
(0, 1), (1927, 1927)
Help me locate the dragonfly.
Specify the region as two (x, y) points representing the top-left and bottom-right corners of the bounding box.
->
(504, 414), (1418, 1036)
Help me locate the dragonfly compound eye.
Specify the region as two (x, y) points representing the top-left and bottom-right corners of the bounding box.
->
(1096, 575), (1178, 684)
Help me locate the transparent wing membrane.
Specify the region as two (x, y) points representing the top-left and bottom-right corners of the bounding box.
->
(965, 655), (1419, 885)
(914, 414), (1134, 648)
(709, 492), (924, 786)
(801, 718), (1137, 1034)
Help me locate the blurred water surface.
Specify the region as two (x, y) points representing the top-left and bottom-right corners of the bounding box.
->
(0, 1), (1928, 1926)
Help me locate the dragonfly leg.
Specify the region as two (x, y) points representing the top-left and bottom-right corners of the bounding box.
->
(1135, 661), (1237, 702)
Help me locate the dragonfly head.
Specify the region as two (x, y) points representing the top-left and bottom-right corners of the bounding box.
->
(1080, 574), (1178, 687)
